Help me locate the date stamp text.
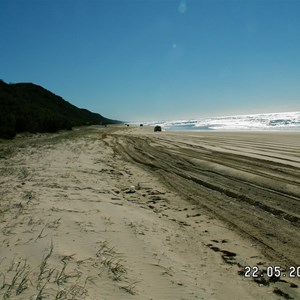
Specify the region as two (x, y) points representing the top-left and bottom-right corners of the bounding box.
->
(244, 266), (300, 278)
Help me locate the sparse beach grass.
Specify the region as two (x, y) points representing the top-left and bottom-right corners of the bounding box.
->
(1, 125), (299, 299)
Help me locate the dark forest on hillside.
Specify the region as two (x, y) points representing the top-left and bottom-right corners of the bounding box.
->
(0, 80), (121, 139)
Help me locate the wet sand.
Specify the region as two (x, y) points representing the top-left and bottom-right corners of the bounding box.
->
(114, 127), (300, 266)
(0, 126), (300, 299)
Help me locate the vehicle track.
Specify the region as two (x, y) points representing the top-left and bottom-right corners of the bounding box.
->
(112, 132), (300, 266)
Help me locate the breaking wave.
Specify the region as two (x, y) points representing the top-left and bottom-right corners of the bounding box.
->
(144, 111), (300, 131)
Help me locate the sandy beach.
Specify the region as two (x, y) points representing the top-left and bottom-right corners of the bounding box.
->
(1, 126), (300, 299)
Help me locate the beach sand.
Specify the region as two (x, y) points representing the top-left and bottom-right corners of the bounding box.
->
(0, 126), (299, 299)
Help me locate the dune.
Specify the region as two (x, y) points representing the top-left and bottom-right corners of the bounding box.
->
(0, 126), (299, 299)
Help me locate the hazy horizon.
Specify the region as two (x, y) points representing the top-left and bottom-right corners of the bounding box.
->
(129, 110), (299, 123)
(1, 0), (300, 121)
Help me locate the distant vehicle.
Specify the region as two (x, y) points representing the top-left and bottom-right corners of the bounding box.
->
(154, 125), (162, 132)
(140, 124), (143, 127)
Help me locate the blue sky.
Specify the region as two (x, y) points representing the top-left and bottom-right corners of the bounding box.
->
(1, 0), (300, 122)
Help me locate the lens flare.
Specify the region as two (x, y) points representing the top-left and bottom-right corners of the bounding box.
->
(178, 0), (187, 14)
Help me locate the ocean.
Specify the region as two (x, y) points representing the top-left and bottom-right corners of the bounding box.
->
(141, 111), (300, 131)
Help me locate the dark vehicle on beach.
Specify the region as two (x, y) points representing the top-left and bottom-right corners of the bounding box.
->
(154, 125), (162, 132)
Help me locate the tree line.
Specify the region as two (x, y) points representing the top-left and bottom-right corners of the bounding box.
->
(0, 80), (121, 139)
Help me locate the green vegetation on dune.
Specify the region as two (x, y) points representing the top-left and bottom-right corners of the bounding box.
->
(0, 79), (122, 139)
